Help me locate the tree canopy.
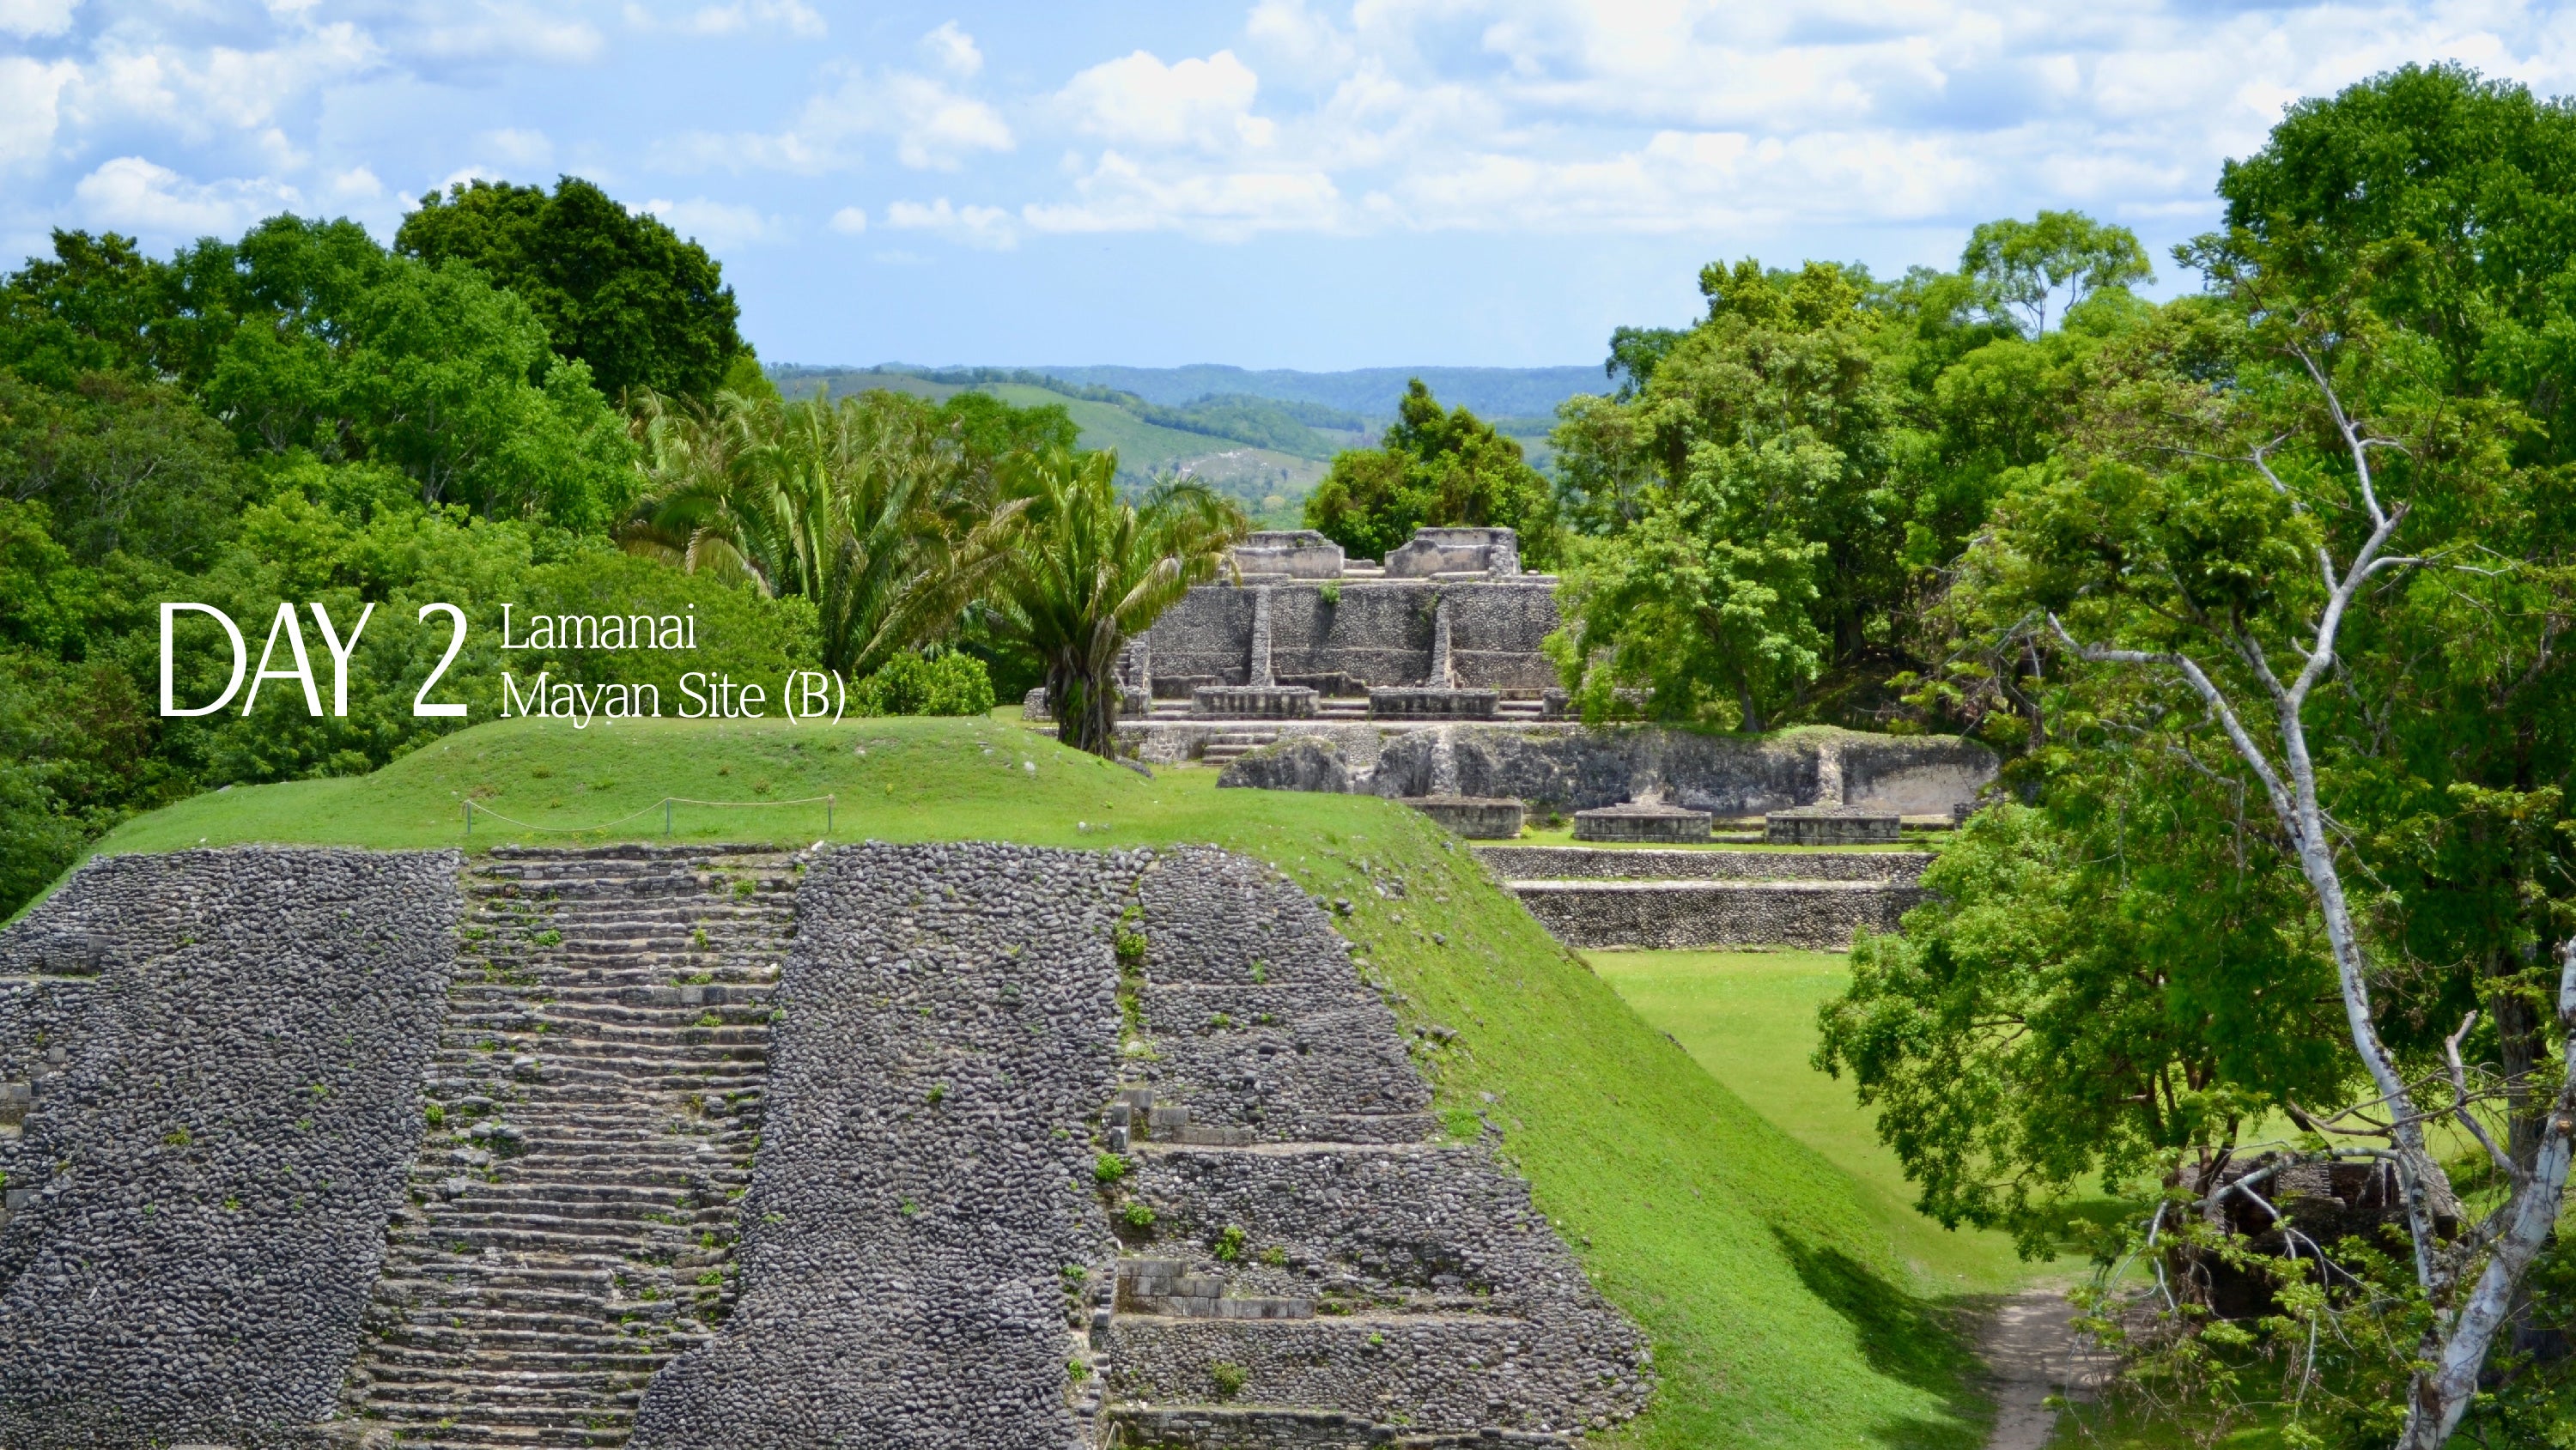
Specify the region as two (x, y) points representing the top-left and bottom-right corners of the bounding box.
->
(1303, 378), (1559, 565)
(397, 176), (748, 403)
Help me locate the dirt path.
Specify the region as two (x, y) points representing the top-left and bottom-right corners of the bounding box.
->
(1980, 1284), (2111, 1450)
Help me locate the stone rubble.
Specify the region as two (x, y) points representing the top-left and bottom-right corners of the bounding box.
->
(0, 848), (459, 1448)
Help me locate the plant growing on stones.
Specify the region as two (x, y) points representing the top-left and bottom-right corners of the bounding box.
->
(1121, 1200), (1156, 1232)
(1212, 1225), (1247, 1264)
(1209, 1361), (1247, 1400)
(925, 1082), (947, 1106)
(1092, 1153), (1128, 1185)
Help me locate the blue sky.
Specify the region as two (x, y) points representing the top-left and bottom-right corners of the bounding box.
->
(3, 1), (2573, 370)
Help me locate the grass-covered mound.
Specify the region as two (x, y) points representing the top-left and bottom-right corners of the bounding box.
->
(61, 714), (1990, 1448)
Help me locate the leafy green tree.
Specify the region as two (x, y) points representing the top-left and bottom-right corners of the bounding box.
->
(0, 230), (173, 386)
(1303, 379), (1559, 565)
(340, 259), (635, 527)
(2209, 63), (2576, 462)
(1959, 209), (2153, 334)
(1817, 793), (2350, 1255)
(397, 176), (747, 402)
(1550, 261), (1900, 725)
(0, 369), (250, 567)
(987, 450), (1242, 755)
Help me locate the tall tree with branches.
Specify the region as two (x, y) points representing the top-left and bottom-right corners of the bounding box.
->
(1979, 269), (2572, 1444)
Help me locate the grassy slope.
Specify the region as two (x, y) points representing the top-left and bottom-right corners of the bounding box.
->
(68, 715), (1990, 1448)
(1588, 950), (2038, 1295)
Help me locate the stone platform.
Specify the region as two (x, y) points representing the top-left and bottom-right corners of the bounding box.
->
(1193, 684), (1319, 719)
(1403, 796), (1525, 838)
(1479, 846), (1931, 951)
(1573, 802), (1711, 843)
(1766, 807), (1904, 846)
(1369, 687), (1500, 719)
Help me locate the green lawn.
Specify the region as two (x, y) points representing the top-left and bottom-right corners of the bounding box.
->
(1586, 949), (2044, 1295)
(58, 715), (1995, 1448)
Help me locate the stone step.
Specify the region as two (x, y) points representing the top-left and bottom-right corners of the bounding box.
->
(344, 851), (788, 1441)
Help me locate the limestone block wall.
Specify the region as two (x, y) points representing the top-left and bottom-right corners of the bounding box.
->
(0, 848), (459, 1448)
(1508, 880), (1922, 951)
(1145, 581), (1563, 695)
(628, 842), (1134, 1447)
(1218, 724), (1998, 821)
(1473, 846), (1930, 883)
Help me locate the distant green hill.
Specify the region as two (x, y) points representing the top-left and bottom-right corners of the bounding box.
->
(769, 362), (1585, 525)
(1025, 362), (1605, 418)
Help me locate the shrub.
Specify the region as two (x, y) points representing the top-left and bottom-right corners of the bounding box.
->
(1093, 1153), (1129, 1184)
(852, 649), (995, 717)
(1210, 1361), (1247, 1399)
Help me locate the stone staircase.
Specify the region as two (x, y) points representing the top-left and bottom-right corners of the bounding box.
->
(343, 846), (799, 1448)
(1089, 849), (1651, 1443)
(1199, 727), (1284, 766)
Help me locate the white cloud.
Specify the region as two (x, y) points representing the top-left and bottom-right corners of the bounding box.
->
(0, 58), (77, 168)
(886, 196), (1016, 248)
(1244, 0), (1352, 76)
(394, 3), (602, 65)
(920, 20), (981, 77)
(1000, 0), (2576, 243)
(829, 204), (867, 233)
(1024, 150), (1340, 239)
(676, 53), (1013, 173)
(1059, 50), (1273, 150)
(477, 127), (553, 169)
(73, 156), (305, 238)
(639, 196), (780, 248)
(0, 0), (77, 40)
(623, 0), (824, 39)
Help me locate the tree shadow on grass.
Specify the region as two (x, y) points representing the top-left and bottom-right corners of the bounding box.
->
(1770, 1223), (1995, 1450)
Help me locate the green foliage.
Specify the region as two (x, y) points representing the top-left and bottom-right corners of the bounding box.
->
(1959, 209), (2153, 334)
(1814, 802), (2349, 1256)
(2209, 62), (2576, 464)
(0, 370), (252, 567)
(1303, 379), (1560, 565)
(1209, 1361), (1247, 1400)
(624, 388), (1018, 676)
(983, 449), (1243, 756)
(850, 650), (993, 717)
(1092, 1153), (1128, 1185)
(396, 176), (747, 403)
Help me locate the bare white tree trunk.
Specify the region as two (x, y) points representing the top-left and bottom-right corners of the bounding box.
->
(2051, 355), (2574, 1450)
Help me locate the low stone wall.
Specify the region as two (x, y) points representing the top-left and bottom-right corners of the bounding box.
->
(1509, 880), (1922, 951)
(1766, 810), (1902, 846)
(0, 847), (459, 1448)
(1475, 847), (1931, 883)
(1210, 724), (1996, 820)
(1404, 797), (1524, 839)
(629, 842), (1132, 1447)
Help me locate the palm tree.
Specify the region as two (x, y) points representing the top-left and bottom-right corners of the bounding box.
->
(624, 388), (1017, 677)
(985, 448), (1243, 756)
